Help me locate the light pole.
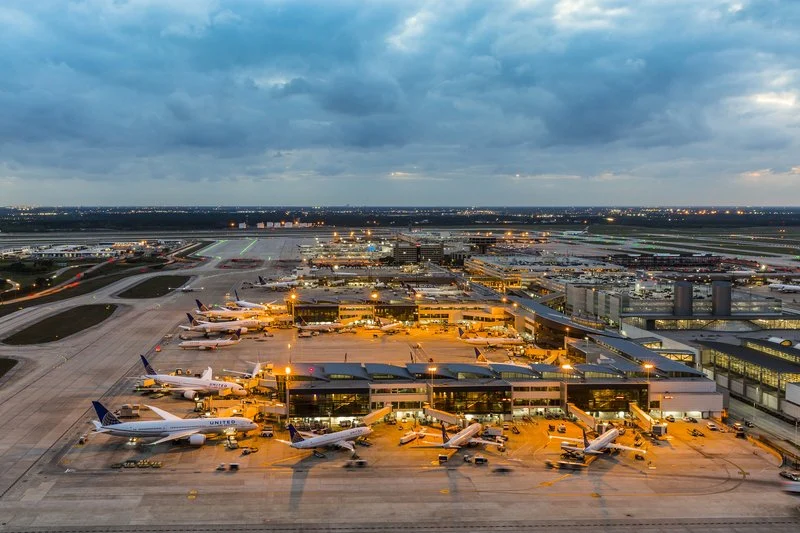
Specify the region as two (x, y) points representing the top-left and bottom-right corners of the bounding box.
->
(428, 366), (437, 409)
(643, 363), (654, 412)
(284, 366), (292, 428)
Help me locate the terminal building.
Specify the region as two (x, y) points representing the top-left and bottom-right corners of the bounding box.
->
(278, 344), (723, 424)
(697, 337), (800, 422)
(566, 280), (799, 332)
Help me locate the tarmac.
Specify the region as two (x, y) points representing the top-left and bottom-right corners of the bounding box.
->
(0, 235), (798, 532)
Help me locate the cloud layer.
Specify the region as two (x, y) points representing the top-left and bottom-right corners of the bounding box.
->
(1, 0), (799, 205)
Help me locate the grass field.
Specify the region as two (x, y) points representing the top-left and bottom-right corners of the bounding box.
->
(0, 265), (171, 319)
(117, 275), (191, 299)
(2, 304), (118, 345)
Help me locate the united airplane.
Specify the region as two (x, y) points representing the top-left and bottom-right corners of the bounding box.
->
(90, 401), (256, 446)
(179, 313), (261, 335)
(279, 424), (372, 453)
(140, 355), (247, 399)
(457, 328), (525, 347)
(550, 426), (646, 458)
(416, 422), (506, 449)
(195, 299), (260, 320)
(230, 290), (276, 310)
(178, 329), (243, 350)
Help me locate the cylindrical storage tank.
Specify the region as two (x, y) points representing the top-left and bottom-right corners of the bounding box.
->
(673, 281), (693, 316)
(711, 281), (732, 316)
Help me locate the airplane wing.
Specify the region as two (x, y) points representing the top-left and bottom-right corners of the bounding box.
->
(146, 429), (201, 446)
(467, 438), (506, 448)
(548, 436), (584, 443)
(334, 440), (355, 452)
(200, 367), (213, 380)
(606, 443), (646, 453)
(145, 404), (182, 421)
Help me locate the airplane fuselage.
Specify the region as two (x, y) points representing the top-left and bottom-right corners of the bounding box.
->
(146, 373), (246, 395)
(99, 417), (256, 439)
(291, 427), (372, 449)
(444, 423), (484, 448)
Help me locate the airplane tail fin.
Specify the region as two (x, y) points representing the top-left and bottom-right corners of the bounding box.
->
(232, 329), (242, 340)
(92, 401), (121, 427)
(258, 276), (266, 285)
(140, 355), (156, 376)
(582, 428), (590, 448)
(186, 312), (197, 326)
(288, 424), (305, 443)
(195, 299), (209, 312)
(234, 290), (240, 301)
(251, 362), (262, 376)
(441, 422), (448, 442)
(458, 327), (465, 338)
(474, 347), (488, 363)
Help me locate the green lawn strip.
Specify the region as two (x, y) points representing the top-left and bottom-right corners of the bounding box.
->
(117, 275), (191, 299)
(0, 265), (170, 318)
(2, 304), (118, 345)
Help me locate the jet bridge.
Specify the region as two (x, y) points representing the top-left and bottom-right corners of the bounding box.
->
(566, 403), (596, 430)
(362, 404), (393, 426)
(630, 402), (667, 436)
(423, 406), (462, 426)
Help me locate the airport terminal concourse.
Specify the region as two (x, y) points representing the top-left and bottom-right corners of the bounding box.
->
(278, 359), (722, 423)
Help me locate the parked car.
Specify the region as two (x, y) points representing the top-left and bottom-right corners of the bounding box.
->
(706, 422), (718, 431)
(732, 422), (744, 431)
(665, 415), (675, 423)
(744, 420), (755, 428)
(779, 471), (800, 481)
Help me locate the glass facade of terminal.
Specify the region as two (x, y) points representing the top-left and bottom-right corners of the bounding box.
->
(703, 348), (800, 392)
(431, 386), (511, 415)
(566, 383), (648, 413)
(289, 390), (371, 418)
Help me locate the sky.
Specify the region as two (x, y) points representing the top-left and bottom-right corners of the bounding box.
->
(1, 0), (799, 206)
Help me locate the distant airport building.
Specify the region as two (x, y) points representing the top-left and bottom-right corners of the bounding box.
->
(697, 337), (800, 422)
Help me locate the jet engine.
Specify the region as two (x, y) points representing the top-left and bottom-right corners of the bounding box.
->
(183, 390), (198, 400)
(233, 387), (248, 396)
(188, 434), (206, 446)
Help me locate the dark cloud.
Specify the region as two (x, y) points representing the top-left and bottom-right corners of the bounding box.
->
(0, 0), (798, 205)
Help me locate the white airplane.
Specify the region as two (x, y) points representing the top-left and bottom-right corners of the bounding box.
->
(169, 285), (204, 292)
(373, 316), (405, 333)
(457, 328), (525, 347)
(90, 401), (256, 446)
(416, 422), (506, 449)
(223, 361), (265, 379)
(195, 299), (260, 320)
(230, 290), (276, 310)
(250, 275), (301, 290)
(297, 320), (346, 333)
(178, 329), (243, 350)
(768, 283), (800, 293)
(279, 423), (372, 454)
(550, 426), (645, 458)
(140, 355), (248, 399)
(562, 227), (589, 236)
(179, 313), (261, 335)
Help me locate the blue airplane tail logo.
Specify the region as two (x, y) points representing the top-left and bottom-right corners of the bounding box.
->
(92, 401), (121, 426)
(140, 354), (156, 376)
(288, 424), (305, 443)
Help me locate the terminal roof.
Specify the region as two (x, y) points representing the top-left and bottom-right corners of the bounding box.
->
(698, 341), (800, 373)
